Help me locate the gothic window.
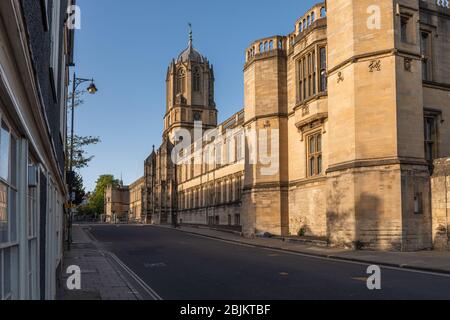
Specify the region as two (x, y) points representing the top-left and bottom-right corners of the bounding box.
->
(177, 68), (186, 94)
(193, 67), (201, 92)
(307, 132), (322, 177)
(297, 50), (319, 103)
(421, 31), (432, 81)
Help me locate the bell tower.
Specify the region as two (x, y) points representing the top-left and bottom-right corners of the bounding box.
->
(164, 25), (218, 141)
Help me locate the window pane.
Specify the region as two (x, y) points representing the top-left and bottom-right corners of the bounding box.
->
(317, 134), (322, 152)
(309, 136), (316, 153)
(0, 123), (10, 181)
(10, 137), (16, 187)
(309, 157), (315, 176)
(422, 61), (428, 80)
(0, 183), (8, 243)
(320, 48), (327, 69)
(318, 155), (323, 174)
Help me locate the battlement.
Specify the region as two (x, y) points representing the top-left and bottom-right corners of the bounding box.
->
(294, 3), (326, 36)
(245, 3), (327, 63)
(245, 35), (286, 64)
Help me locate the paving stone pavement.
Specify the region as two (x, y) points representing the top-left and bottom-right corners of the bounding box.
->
(58, 225), (141, 300)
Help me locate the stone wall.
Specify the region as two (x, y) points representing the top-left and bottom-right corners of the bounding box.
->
(179, 204), (242, 227)
(431, 158), (450, 251)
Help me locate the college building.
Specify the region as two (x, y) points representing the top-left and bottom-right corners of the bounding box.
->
(141, 0), (450, 252)
(0, 0), (74, 299)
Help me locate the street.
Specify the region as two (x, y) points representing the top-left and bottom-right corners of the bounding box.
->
(86, 225), (450, 300)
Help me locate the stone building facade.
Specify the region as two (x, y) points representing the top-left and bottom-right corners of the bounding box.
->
(431, 159), (450, 251)
(129, 177), (145, 223)
(104, 184), (130, 223)
(0, 0), (74, 299)
(143, 0), (450, 251)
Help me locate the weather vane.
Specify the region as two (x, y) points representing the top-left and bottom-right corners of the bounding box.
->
(188, 23), (193, 43)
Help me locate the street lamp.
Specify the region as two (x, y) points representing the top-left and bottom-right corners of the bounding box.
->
(87, 82), (98, 94)
(67, 73), (98, 250)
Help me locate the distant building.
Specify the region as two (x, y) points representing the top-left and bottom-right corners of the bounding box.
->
(104, 184), (130, 223)
(0, 0), (74, 299)
(129, 177), (145, 223)
(144, 1), (450, 251)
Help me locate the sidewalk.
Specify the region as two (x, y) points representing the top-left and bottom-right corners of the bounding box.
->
(58, 225), (141, 300)
(156, 224), (450, 275)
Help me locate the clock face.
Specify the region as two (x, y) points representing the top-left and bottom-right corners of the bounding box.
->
(194, 112), (202, 121)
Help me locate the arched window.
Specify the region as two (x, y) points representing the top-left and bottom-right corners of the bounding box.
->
(259, 42), (264, 53)
(269, 40), (273, 50)
(303, 19), (306, 28)
(278, 39), (283, 49)
(264, 41), (269, 52)
(307, 15), (311, 26)
(193, 67), (201, 92)
(177, 68), (186, 94)
(299, 22), (303, 32)
(311, 12), (315, 23)
(320, 7), (326, 17)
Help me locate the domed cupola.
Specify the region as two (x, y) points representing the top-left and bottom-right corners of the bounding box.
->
(177, 24), (206, 63)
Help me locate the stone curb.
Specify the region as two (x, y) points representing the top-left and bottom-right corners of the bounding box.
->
(150, 225), (450, 276)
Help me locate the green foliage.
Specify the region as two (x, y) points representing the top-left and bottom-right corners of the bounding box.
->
(85, 175), (120, 215)
(72, 172), (86, 206)
(66, 135), (101, 171)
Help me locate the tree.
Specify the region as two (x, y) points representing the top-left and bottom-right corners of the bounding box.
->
(72, 172), (86, 206)
(66, 135), (101, 171)
(87, 175), (120, 215)
(66, 90), (101, 171)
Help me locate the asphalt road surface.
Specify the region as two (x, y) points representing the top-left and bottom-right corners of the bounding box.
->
(87, 225), (450, 300)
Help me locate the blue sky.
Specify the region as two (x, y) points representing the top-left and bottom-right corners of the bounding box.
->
(74, 0), (318, 191)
